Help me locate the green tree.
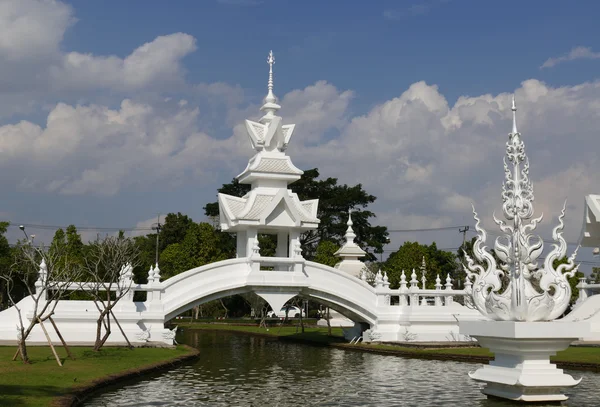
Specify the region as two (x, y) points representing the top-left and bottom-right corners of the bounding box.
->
(159, 222), (235, 279)
(132, 212), (196, 285)
(204, 168), (388, 260)
(312, 240), (339, 267)
(159, 213), (195, 253)
(384, 241), (458, 289)
(590, 267), (600, 283)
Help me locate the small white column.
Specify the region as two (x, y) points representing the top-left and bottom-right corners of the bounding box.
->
(236, 230), (247, 258)
(289, 229), (300, 258)
(276, 231), (288, 257)
(246, 228), (258, 258)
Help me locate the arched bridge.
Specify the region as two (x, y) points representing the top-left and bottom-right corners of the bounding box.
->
(157, 256), (379, 325)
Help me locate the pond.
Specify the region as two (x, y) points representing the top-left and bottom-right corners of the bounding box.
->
(85, 329), (600, 406)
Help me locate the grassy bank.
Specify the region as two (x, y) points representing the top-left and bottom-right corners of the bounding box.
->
(0, 345), (198, 407)
(179, 322), (600, 371)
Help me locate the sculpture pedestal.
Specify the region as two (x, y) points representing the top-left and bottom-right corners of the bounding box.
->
(460, 321), (589, 402)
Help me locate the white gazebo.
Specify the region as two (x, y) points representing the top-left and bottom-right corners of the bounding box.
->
(218, 51), (320, 260)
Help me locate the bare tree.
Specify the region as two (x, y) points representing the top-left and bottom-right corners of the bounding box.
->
(81, 235), (140, 351)
(0, 241), (80, 364)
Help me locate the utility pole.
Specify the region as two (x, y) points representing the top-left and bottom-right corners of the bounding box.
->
(152, 214), (162, 266)
(459, 226), (469, 248)
(458, 226), (469, 289)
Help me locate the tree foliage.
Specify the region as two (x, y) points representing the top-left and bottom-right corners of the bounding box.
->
(312, 240), (339, 268)
(384, 241), (458, 289)
(159, 222), (235, 279)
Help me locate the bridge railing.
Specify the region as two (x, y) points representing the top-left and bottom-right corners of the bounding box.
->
(372, 269), (468, 307)
(575, 278), (600, 308)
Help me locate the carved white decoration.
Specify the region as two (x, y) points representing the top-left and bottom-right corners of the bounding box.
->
(137, 326), (151, 342)
(163, 326), (178, 344)
(464, 97), (579, 322)
(366, 329), (382, 342)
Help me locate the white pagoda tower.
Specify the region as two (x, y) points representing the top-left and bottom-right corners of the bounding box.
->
(218, 51), (320, 260)
(334, 210), (367, 278)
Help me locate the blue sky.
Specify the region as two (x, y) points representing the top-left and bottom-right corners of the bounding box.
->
(60, 0), (600, 108)
(1, 0), (600, 271)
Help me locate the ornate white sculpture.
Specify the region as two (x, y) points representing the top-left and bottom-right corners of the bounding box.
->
(137, 326), (151, 342)
(163, 326), (178, 344)
(464, 97), (579, 322)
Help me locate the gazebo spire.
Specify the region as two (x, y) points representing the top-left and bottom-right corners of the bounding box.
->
(260, 50), (281, 119)
(511, 95), (518, 135)
(344, 208), (357, 244)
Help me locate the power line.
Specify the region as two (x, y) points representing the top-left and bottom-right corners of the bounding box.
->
(388, 226), (469, 233)
(5, 222), (154, 232)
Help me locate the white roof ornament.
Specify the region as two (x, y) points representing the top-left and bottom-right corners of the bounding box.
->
(262, 50), (279, 115)
(463, 96), (580, 322)
(217, 51), (319, 233)
(335, 209), (367, 259)
(511, 95), (518, 135)
(244, 50), (295, 154)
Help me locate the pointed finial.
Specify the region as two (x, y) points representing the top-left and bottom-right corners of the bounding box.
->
(344, 209), (357, 244)
(511, 95), (518, 135)
(263, 50), (278, 106)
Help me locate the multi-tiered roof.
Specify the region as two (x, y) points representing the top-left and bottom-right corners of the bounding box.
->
(218, 51), (319, 236)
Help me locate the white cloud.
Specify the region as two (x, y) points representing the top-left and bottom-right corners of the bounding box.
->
(541, 46), (600, 69)
(275, 79), (600, 244)
(0, 1), (199, 118)
(0, 0), (74, 61)
(0, 99), (237, 196)
(50, 33), (197, 91)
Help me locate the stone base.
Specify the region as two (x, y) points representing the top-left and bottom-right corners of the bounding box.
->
(460, 320), (589, 402)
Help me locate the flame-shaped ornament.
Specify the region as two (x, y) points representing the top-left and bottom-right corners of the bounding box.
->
(463, 97), (579, 322)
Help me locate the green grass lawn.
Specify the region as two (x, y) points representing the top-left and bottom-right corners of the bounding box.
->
(0, 345), (195, 407)
(180, 322), (600, 368)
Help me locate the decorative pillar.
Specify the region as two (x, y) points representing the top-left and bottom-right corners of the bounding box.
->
(236, 230), (247, 258)
(276, 231), (288, 257)
(409, 268), (419, 306)
(444, 274), (453, 306)
(146, 265), (155, 302)
(35, 259), (47, 298)
(576, 277), (588, 306)
(434, 275), (442, 306)
(289, 229), (301, 258)
(399, 270), (408, 306)
(246, 228), (258, 258)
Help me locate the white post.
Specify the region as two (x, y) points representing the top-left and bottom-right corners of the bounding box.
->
(576, 277), (588, 306)
(276, 231), (288, 257)
(399, 270), (408, 306)
(409, 269), (419, 306)
(434, 275), (443, 306)
(236, 230), (247, 258)
(445, 274), (453, 306)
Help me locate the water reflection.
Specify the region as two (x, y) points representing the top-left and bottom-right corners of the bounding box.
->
(85, 330), (600, 406)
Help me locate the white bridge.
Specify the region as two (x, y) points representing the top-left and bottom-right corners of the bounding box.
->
(0, 253), (482, 345)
